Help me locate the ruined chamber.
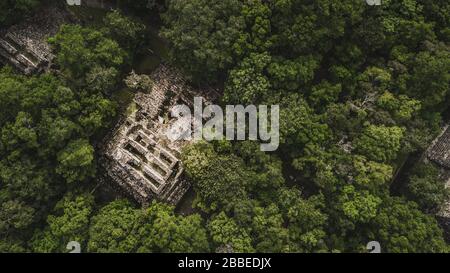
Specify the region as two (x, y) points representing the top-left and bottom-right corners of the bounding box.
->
(100, 65), (219, 206)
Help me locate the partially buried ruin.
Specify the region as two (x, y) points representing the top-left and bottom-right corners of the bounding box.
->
(0, 7), (73, 74)
(100, 65), (219, 206)
(425, 125), (450, 236)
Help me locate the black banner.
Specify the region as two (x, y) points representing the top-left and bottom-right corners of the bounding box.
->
(0, 253), (444, 273)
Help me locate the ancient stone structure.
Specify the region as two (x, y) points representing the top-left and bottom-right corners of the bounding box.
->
(101, 65), (219, 206)
(426, 125), (450, 220)
(424, 125), (450, 241)
(427, 125), (450, 170)
(0, 7), (72, 74)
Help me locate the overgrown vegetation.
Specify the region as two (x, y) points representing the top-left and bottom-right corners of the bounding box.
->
(0, 0), (449, 253)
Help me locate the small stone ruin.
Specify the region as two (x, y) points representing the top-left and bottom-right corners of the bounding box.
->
(0, 7), (72, 74)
